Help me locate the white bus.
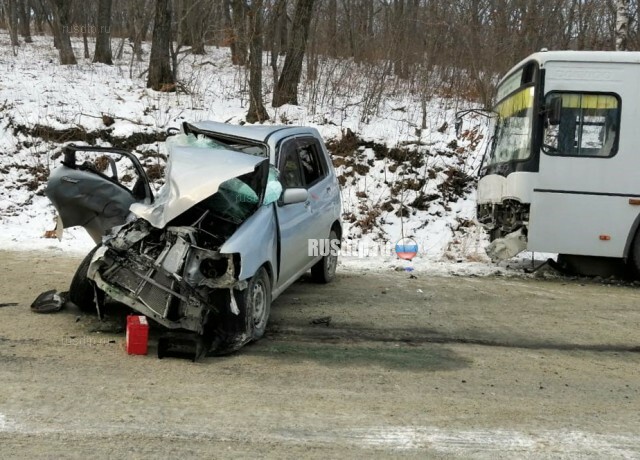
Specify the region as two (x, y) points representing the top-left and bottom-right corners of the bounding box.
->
(476, 50), (640, 276)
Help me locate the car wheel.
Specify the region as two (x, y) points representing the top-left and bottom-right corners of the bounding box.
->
(311, 229), (339, 284)
(206, 267), (272, 356)
(68, 246), (102, 313)
(242, 267), (271, 340)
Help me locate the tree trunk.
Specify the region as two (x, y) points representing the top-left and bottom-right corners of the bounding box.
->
(182, 0), (206, 54)
(327, 0), (337, 57)
(33, 0), (45, 35)
(83, 25), (90, 58)
(269, 0), (287, 83)
(229, 0), (248, 65)
(94, 0), (113, 64)
(272, 0), (315, 107)
(18, 0), (32, 43)
(223, 0), (239, 62)
(278, 0), (288, 53)
(7, 0), (20, 47)
(128, 0), (152, 62)
(147, 0), (175, 91)
(246, 0), (269, 123)
(49, 0), (77, 65)
(615, 0), (629, 51)
(83, 10), (90, 59)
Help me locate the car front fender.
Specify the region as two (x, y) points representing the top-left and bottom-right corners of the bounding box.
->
(220, 204), (278, 284)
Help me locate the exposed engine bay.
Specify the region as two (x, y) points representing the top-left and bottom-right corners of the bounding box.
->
(477, 200), (530, 262)
(477, 200), (530, 242)
(89, 217), (244, 335)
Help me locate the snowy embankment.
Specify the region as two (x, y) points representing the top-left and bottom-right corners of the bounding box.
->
(0, 32), (521, 275)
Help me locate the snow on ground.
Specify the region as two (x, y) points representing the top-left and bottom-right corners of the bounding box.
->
(0, 31), (525, 275)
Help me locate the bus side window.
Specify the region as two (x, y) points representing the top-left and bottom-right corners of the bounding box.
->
(543, 93), (620, 158)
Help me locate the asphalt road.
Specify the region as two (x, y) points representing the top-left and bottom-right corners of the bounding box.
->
(1, 250), (639, 458)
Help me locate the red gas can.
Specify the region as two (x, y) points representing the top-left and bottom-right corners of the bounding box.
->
(126, 315), (149, 355)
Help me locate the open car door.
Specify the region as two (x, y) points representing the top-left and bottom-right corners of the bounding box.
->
(46, 144), (154, 243)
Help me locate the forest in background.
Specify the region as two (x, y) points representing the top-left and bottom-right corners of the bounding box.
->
(0, 0), (638, 119)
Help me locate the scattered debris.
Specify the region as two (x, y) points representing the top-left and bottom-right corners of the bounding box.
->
(310, 316), (332, 327)
(157, 332), (207, 362)
(30, 290), (67, 313)
(0, 302), (18, 308)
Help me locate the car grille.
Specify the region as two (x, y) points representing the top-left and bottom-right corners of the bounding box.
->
(107, 265), (175, 317)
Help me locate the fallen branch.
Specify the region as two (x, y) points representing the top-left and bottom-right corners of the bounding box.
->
(80, 113), (154, 128)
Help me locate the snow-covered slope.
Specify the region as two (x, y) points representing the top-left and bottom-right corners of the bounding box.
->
(0, 32), (502, 273)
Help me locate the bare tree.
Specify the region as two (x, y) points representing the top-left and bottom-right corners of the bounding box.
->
(94, 0), (113, 64)
(272, 0), (315, 107)
(227, 0), (248, 65)
(147, 0), (175, 90)
(616, 0), (630, 50)
(32, 0), (47, 35)
(246, 0), (269, 123)
(267, 0), (287, 86)
(7, 0), (20, 48)
(177, 0), (207, 54)
(126, 0), (153, 61)
(18, 0), (32, 43)
(49, 0), (77, 64)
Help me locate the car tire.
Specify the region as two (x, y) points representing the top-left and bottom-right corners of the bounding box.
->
(241, 267), (272, 341)
(68, 246), (101, 313)
(311, 229), (339, 284)
(208, 267), (272, 356)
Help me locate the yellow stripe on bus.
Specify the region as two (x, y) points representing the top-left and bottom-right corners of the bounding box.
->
(560, 94), (617, 110)
(496, 87), (534, 118)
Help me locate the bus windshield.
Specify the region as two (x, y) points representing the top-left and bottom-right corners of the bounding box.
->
(488, 86), (535, 166)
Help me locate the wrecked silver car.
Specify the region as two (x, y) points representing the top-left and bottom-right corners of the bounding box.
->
(46, 121), (342, 355)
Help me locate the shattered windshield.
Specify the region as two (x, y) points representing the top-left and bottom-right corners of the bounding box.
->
(488, 86), (535, 166)
(179, 126), (268, 157)
(209, 166), (282, 222)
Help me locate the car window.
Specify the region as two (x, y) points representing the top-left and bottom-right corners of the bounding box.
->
(299, 147), (321, 185)
(280, 148), (303, 188)
(279, 137), (329, 189)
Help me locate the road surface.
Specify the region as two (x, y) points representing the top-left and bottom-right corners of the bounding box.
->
(0, 250), (639, 458)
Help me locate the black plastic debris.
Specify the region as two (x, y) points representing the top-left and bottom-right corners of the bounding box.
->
(31, 290), (68, 314)
(157, 332), (207, 362)
(310, 316), (332, 327)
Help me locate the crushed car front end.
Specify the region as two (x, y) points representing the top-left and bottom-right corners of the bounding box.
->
(46, 130), (281, 355)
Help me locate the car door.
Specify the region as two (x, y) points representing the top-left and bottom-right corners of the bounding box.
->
(296, 137), (336, 241)
(275, 138), (318, 287)
(46, 144), (153, 243)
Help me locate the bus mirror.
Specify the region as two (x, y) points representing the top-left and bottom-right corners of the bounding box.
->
(547, 96), (562, 126)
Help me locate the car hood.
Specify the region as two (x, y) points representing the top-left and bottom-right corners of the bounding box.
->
(131, 145), (269, 228)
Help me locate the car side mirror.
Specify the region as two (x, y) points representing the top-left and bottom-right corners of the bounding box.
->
(546, 96), (562, 126)
(281, 188), (308, 205)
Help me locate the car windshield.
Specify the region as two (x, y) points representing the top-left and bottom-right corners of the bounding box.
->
(488, 86), (535, 166)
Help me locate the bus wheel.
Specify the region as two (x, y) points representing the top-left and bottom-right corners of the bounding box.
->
(629, 233), (640, 278)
